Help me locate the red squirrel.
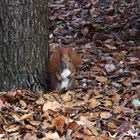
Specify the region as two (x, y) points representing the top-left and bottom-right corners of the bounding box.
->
(47, 46), (81, 90)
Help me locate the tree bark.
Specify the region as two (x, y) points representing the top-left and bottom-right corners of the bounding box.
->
(0, 0), (48, 92)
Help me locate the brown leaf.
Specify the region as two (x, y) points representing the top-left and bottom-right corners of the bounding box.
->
(108, 122), (118, 129)
(68, 121), (78, 130)
(112, 105), (123, 114)
(94, 33), (112, 42)
(0, 99), (5, 108)
(90, 65), (104, 74)
(47, 109), (61, 118)
(87, 124), (99, 136)
(78, 112), (99, 121)
(29, 120), (41, 126)
(113, 51), (124, 60)
(100, 112), (112, 119)
(23, 133), (37, 140)
(83, 127), (93, 135)
(81, 27), (90, 37)
(4, 91), (18, 101)
(86, 99), (101, 109)
(43, 132), (60, 140)
(0, 134), (6, 139)
(105, 44), (115, 50)
(72, 131), (114, 140)
(112, 93), (121, 104)
(61, 91), (73, 102)
(96, 76), (108, 83)
(36, 96), (46, 105)
(3, 124), (20, 133)
(19, 99), (27, 108)
(72, 131), (94, 140)
(76, 116), (99, 136)
(43, 101), (61, 112)
(52, 116), (66, 134)
(20, 113), (33, 121)
(90, 112), (100, 119)
(103, 100), (112, 107)
(105, 64), (116, 73)
(64, 101), (80, 109)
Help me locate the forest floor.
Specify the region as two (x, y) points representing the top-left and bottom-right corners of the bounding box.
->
(0, 0), (140, 139)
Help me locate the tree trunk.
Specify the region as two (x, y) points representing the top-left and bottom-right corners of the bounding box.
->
(0, 0), (48, 92)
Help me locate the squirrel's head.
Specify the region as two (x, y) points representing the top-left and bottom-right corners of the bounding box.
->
(58, 47), (74, 69)
(60, 54), (72, 69)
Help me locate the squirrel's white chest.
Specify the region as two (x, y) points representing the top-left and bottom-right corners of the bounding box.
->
(61, 69), (71, 79)
(60, 69), (71, 89)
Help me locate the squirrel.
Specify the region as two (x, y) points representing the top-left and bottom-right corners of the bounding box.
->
(47, 46), (81, 90)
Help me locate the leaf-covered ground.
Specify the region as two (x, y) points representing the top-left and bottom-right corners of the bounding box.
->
(0, 0), (140, 139)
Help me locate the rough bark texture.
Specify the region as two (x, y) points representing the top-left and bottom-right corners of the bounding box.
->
(0, 0), (48, 92)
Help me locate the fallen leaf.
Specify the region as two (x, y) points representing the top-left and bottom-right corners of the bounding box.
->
(4, 91), (17, 101)
(72, 131), (114, 140)
(36, 96), (46, 105)
(61, 91), (73, 102)
(87, 99), (101, 109)
(64, 101), (81, 109)
(105, 64), (116, 73)
(96, 76), (108, 83)
(52, 116), (66, 134)
(112, 93), (121, 104)
(94, 33), (112, 42)
(3, 124), (20, 133)
(43, 101), (61, 111)
(100, 112), (112, 119)
(112, 105), (124, 114)
(108, 122), (118, 129)
(103, 100), (112, 107)
(113, 51), (124, 60)
(72, 131), (94, 140)
(118, 121), (132, 133)
(90, 65), (104, 74)
(68, 121), (78, 130)
(19, 99), (27, 107)
(81, 27), (90, 37)
(90, 112), (100, 119)
(43, 132), (60, 140)
(20, 113), (33, 121)
(23, 133), (37, 140)
(87, 124), (99, 136)
(29, 120), (41, 126)
(105, 44), (116, 50)
(0, 134), (6, 139)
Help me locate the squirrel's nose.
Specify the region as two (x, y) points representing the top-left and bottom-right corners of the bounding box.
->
(63, 65), (67, 69)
